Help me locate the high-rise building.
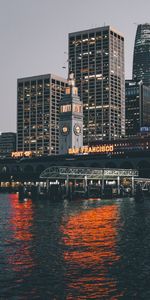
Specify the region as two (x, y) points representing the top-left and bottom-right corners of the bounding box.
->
(0, 132), (16, 157)
(125, 80), (150, 137)
(69, 26), (125, 143)
(133, 23), (150, 86)
(17, 74), (67, 156)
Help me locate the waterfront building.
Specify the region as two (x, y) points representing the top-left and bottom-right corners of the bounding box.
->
(125, 80), (150, 137)
(17, 74), (67, 156)
(69, 26), (125, 143)
(0, 132), (16, 157)
(133, 23), (150, 86)
(3, 135), (150, 180)
(68, 134), (150, 156)
(59, 73), (83, 154)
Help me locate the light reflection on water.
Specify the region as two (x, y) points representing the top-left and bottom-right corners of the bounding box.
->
(8, 195), (35, 273)
(61, 204), (122, 299)
(0, 194), (150, 299)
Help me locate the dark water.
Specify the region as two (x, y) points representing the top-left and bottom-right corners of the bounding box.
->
(0, 194), (150, 299)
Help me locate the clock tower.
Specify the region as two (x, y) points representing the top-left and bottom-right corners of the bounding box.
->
(59, 73), (83, 154)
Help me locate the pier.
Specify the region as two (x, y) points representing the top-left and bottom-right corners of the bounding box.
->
(35, 166), (139, 200)
(1, 165), (147, 200)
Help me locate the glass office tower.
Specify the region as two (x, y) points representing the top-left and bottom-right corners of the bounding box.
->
(125, 80), (150, 137)
(69, 26), (125, 144)
(133, 23), (150, 86)
(17, 74), (67, 156)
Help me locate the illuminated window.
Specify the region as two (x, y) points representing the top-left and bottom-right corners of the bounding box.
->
(66, 87), (70, 95)
(73, 104), (82, 113)
(60, 105), (71, 113)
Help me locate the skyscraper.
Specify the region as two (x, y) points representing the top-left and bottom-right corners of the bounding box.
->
(69, 26), (125, 144)
(17, 74), (67, 156)
(125, 80), (150, 137)
(133, 23), (150, 86)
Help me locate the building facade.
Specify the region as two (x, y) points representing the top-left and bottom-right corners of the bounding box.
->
(125, 80), (150, 137)
(133, 23), (150, 86)
(17, 74), (67, 156)
(0, 132), (16, 157)
(59, 73), (83, 154)
(69, 26), (125, 144)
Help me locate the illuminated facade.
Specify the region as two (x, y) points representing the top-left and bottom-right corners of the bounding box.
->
(69, 26), (125, 143)
(133, 23), (150, 86)
(68, 144), (114, 155)
(88, 135), (150, 155)
(59, 73), (83, 154)
(125, 80), (150, 137)
(17, 74), (67, 155)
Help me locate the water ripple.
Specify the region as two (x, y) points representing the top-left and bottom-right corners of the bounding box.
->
(0, 195), (150, 299)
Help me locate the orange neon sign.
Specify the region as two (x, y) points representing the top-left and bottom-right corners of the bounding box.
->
(11, 151), (32, 158)
(68, 145), (114, 155)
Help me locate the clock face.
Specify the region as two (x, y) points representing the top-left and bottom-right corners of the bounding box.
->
(61, 125), (69, 135)
(74, 124), (81, 135)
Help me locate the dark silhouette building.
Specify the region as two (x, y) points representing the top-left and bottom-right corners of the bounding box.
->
(133, 23), (150, 86)
(125, 80), (150, 137)
(0, 132), (16, 157)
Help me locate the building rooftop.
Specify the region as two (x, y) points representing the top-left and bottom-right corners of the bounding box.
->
(69, 25), (124, 38)
(17, 73), (67, 83)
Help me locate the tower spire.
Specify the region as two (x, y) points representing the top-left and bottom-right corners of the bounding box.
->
(65, 73), (78, 97)
(68, 72), (75, 87)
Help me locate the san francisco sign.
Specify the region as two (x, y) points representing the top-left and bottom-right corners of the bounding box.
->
(68, 145), (114, 155)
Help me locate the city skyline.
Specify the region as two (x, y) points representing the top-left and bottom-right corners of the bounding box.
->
(0, 0), (150, 132)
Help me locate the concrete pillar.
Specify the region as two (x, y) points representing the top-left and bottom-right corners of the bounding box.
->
(74, 179), (76, 192)
(131, 176), (134, 196)
(84, 175), (88, 193)
(117, 176), (120, 195)
(65, 175), (69, 195)
(46, 179), (49, 193)
(38, 184), (41, 194)
(101, 177), (104, 196)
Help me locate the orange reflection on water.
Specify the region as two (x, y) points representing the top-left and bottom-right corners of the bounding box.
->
(9, 194), (33, 241)
(8, 194), (34, 272)
(61, 203), (122, 299)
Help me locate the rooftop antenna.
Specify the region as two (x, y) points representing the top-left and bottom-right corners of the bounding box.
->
(62, 51), (67, 69)
(62, 51), (73, 79)
(62, 51), (68, 78)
